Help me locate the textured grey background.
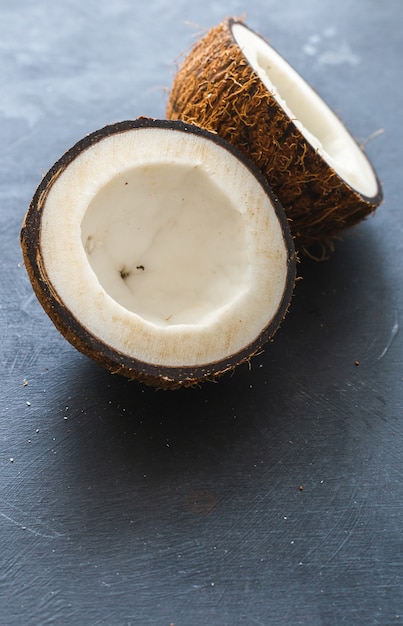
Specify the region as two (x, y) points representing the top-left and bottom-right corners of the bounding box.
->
(1, 1), (402, 624)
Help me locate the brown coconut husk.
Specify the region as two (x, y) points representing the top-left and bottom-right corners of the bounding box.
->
(166, 18), (383, 255)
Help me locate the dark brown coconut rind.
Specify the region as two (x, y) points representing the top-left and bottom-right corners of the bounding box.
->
(166, 18), (383, 254)
(20, 117), (296, 389)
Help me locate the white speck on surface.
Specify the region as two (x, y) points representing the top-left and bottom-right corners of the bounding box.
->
(376, 310), (399, 361)
(303, 44), (316, 56)
(318, 42), (360, 66)
(303, 33), (322, 55)
(324, 26), (337, 38)
(303, 30), (360, 66)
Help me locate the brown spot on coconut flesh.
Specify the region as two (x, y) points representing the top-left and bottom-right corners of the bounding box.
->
(119, 267), (131, 280)
(120, 265), (145, 280)
(85, 235), (95, 255)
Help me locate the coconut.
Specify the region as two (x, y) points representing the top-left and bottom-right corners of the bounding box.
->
(21, 118), (296, 388)
(166, 18), (383, 254)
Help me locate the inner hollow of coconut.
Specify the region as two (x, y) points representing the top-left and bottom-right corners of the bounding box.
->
(81, 163), (247, 328)
(40, 126), (289, 368)
(232, 23), (379, 199)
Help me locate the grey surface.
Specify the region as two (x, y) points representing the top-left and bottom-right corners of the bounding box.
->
(1, 1), (402, 625)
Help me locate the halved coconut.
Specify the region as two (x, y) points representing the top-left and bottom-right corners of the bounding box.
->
(166, 18), (383, 253)
(21, 118), (295, 388)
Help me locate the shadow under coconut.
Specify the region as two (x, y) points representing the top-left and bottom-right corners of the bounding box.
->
(35, 358), (289, 541)
(60, 357), (273, 478)
(286, 223), (398, 371)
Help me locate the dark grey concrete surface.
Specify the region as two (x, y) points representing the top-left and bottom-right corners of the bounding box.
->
(1, 1), (402, 624)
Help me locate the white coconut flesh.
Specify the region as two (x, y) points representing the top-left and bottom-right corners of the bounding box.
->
(232, 23), (379, 199)
(40, 126), (290, 368)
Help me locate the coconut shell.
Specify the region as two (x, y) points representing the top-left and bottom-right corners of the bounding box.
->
(166, 18), (383, 254)
(21, 118), (296, 389)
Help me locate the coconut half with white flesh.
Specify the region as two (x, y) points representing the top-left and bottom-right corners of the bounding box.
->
(166, 18), (383, 254)
(21, 118), (295, 388)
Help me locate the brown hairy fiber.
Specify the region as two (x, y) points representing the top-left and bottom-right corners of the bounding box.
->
(166, 18), (382, 254)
